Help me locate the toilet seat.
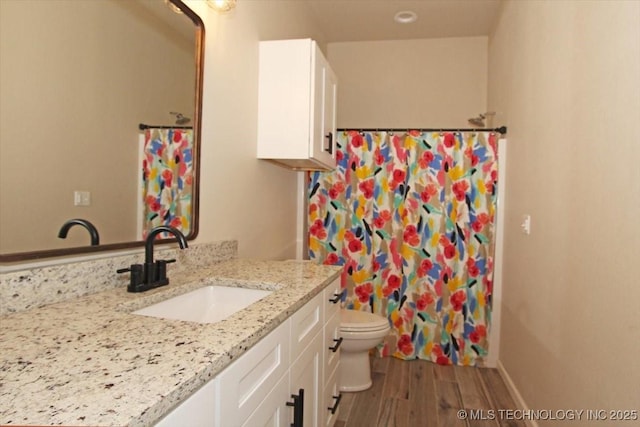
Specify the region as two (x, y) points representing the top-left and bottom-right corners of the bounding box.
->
(340, 309), (389, 333)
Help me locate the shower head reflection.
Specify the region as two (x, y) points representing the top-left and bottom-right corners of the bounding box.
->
(170, 111), (191, 125)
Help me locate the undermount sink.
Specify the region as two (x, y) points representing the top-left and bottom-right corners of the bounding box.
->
(132, 285), (273, 324)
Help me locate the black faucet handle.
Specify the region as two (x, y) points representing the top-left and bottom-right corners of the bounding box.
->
(155, 259), (174, 286)
(117, 264), (145, 292)
(116, 263), (142, 274)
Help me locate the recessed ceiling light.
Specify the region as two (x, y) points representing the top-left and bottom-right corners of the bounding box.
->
(394, 10), (418, 24)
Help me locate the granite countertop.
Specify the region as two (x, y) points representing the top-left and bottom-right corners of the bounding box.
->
(0, 259), (341, 426)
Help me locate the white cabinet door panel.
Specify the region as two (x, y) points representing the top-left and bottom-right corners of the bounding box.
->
(290, 292), (323, 360)
(242, 373), (290, 427)
(154, 378), (216, 427)
(290, 332), (323, 427)
(215, 321), (290, 426)
(323, 310), (341, 385)
(322, 365), (341, 427)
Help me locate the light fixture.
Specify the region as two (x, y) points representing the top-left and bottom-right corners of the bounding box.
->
(394, 10), (418, 24)
(163, 0), (183, 14)
(206, 0), (237, 13)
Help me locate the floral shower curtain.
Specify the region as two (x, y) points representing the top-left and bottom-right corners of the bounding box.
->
(309, 130), (498, 366)
(142, 128), (194, 238)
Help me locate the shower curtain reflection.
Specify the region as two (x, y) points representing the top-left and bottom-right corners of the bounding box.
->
(141, 127), (194, 239)
(309, 130), (498, 366)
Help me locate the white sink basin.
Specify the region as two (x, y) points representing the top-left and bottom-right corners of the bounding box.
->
(133, 285), (272, 324)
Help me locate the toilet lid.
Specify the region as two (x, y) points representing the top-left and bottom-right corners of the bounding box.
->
(340, 309), (390, 332)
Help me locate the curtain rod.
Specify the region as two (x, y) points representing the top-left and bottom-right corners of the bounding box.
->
(138, 123), (193, 130)
(337, 126), (507, 134)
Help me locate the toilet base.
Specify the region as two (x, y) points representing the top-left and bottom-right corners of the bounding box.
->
(338, 350), (373, 392)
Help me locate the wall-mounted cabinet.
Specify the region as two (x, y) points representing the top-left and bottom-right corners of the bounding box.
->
(257, 39), (337, 171)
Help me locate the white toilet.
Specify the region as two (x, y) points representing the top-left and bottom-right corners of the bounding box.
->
(338, 309), (391, 392)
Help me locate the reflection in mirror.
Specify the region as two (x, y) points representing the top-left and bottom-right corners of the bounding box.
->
(58, 219), (101, 246)
(0, 0), (203, 262)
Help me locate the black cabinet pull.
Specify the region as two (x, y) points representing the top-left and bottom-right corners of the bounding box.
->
(287, 388), (305, 427)
(328, 289), (343, 304)
(324, 132), (333, 155)
(327, 393), (342, 415)
(329, 337), (343, 352)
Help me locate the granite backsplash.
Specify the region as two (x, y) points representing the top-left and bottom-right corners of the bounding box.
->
(0, 240), (237, 315)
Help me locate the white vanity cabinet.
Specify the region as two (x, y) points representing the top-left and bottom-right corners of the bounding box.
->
(154, 278), (342, 427)
(322, 280), (343, 427)
(289, 291), (323, 426)
(257, 38), (337, 171)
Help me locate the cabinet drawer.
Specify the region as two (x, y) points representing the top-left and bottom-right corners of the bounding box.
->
(215, 320), (290, 426)
(322, 277), (342, 320)
(290, 292), (323, 359)
(322, 364), (341, 427)
(323, 310), (341, 385)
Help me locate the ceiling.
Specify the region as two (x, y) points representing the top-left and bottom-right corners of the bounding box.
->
(306, 0), (503, 43)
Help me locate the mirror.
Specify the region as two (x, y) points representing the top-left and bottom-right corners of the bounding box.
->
(0, 0), (203, 262)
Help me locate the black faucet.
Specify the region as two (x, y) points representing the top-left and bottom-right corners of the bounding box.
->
(117, 226), (188, 293)
(58, 218), (100, 246)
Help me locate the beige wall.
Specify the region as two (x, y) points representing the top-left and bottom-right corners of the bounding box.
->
(185, 0), (325, 259)
(488, 0), (640, 417)
(327, 37), (488, 128)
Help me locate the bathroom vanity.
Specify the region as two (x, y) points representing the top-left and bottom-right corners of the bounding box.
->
(156, 276), (342, 426)
(0, 258), (341, 427)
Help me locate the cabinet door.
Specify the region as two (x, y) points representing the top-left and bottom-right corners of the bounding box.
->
(322, 365), (341, 427)
(215, 320), (290, 426)
(154, 378), (216, 427)
(322, 278), (342, 321)
(309, 44), (336, 169)
(322, 58), (337, 165)
(257, 39), (312, 161)
(323, 310), (341, 385)
(242, 373), (290, 427)
(290, 331), (323, 427)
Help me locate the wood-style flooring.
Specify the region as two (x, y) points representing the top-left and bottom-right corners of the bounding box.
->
(335, 355), (526, 427)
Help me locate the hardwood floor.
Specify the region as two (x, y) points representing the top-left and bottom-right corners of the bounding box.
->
(335, 356), (526, 427)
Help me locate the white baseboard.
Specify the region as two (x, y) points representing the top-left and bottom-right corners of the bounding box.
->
(496, 360), (539, 427)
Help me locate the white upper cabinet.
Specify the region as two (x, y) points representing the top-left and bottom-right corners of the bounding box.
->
(257, 39), (337, 171)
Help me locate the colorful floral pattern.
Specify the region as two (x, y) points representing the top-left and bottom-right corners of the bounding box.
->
(142, 128), (193, 238)
(309, 131), (498, 365)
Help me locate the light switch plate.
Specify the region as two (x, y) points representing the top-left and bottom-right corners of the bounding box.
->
(74, 191), (91, 206)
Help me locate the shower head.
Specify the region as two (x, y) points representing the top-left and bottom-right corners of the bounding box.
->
(170, 111), (191, 125)
(468, 112), (496, 128)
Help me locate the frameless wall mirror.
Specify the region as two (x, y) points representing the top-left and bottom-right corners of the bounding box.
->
(0, 0), (204, 262)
